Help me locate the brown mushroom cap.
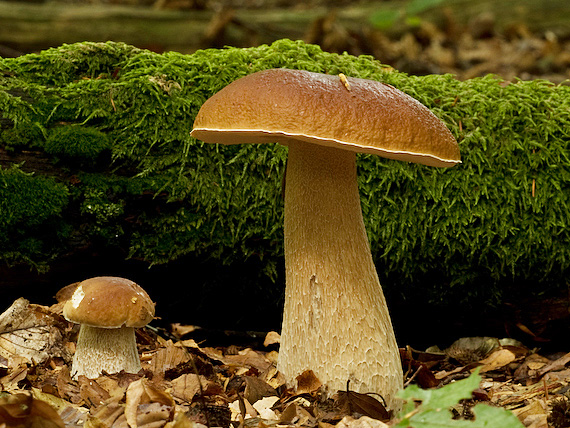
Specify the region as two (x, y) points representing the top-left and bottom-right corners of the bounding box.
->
(191, 68), (460, 168)
(63, 276), (155, 328)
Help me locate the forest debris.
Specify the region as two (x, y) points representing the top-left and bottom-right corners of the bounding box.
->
(0, 292), (568, 428)
(243, 375), (278, 403)
(510, 399), (548, 428)
(490, 379), (564, 408)
(334, 390), (390, 422)
(87, 395), (125, 427)
(125, 378), (176, 427)
(229, 395), (258, 420)
(263, 331), (280, 347)
(150, 340), (192, 376)
(171, 323), (200, 338)
(252, 396), (279, 420)
(295, 370), (322, 395)
(0, 360), (28, 391)
(477, 348), (518, 373)
(0, 392), (65, 428)
(279, 401), (317, 426)
(336, 415), (389, 428)
(170, 373), (221, 402)
(538, 352), (570, 377)
(0, 298), (71, 366)
(32, 387), (90, 427)
(78, 376), (112, 408)
(218, 348), (274, 374)
(445, 337), (501, 365)
(543, 368), (570, 383)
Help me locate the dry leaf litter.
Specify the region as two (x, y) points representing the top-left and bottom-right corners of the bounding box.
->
(0, 297), (569, 428)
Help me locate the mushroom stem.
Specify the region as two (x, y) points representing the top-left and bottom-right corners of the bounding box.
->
(278, 141), (403, 410)
(71, 325), (141, 379)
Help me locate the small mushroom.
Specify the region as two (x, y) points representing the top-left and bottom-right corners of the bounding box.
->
(63, 276), (155, 379)
(191, 69), (460, 410)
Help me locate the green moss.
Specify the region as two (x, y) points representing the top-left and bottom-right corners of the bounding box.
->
(0, 166), (70, 270)
(1, 39), (569, 307)
(44, 125), (111, 164)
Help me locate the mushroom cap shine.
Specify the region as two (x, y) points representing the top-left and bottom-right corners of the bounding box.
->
(63, 276), (155, 328)
(191, 68), (460, 168)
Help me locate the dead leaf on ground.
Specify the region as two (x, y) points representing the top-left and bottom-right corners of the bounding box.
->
(336, 415), (389, 428)
(538, 351), (570, 377)
(170, 373), (222, 402)
(477, 348), (518, 373)
(263, 331), (281, 347)
(295, 370), (322, 395)
(0, 298), (71, 366)
(150, 340), (192, 376)
(125, 377), (176, 428)
(334, 389), (391, 422)
(0, 392), (65, 428)
(243, 374), (278, 403)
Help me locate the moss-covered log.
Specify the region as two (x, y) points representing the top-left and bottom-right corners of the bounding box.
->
(1, 39), (569, 315)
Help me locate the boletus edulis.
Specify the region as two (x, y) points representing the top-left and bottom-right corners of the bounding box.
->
(191, 68), (461, 411)
(63, 276), (155, 379)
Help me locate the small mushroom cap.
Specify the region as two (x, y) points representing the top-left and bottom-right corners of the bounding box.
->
(63, 276), (155, 328)
(191, 68), (460, 167)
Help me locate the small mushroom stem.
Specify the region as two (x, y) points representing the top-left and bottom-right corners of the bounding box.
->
(71, 325), (141, 379)
(278, 141), (403, 410)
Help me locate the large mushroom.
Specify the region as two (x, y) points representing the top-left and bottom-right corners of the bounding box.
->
(190, 68), (460, 410)
(63, 276), (155, 379)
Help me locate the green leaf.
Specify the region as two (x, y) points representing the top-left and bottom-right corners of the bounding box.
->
(470, 403), (526, 427)
(396, 370), (525, 428)
(397, 369), (481, 409)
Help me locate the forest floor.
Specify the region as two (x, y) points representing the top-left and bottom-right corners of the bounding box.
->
(0, 297), (568, 428)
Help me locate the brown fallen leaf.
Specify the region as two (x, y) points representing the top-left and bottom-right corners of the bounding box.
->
(510, 399), (548, 428)
(87, 395), (125, 427)
(0, 361), (28, 392)
(170, 324), (200, 338)
(218, 348), (274, 374)
(32, 388), (89, 428)
(78, 376), (112, 408)
(477, 348), (517, 373)
(0, 298), (71, 366)
(150, 340), (192, 377)
(263, 331), (281, 347)
(538, 351), (570, 377)
(170, 373), (223, 403)
(335, 387), (391, 422)
(279, 402), (316, 426)
(125, 378), (175, 428)
(295, 370), (322, 395)
(163, 411), (200, 428)
(513, 353), (551, 384)
(243, 375), (278, 404)
(0, 392), (65, 428)
(336, 415), (389, 428)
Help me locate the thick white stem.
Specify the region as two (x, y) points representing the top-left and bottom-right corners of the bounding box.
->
(71, 325), (141, 379)
(278, 141), (403, 411)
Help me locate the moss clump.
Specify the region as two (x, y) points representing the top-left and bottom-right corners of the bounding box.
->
(44, 125), (111, 166)
(0, 166), (70, 270)
(1, 39), (569, 309)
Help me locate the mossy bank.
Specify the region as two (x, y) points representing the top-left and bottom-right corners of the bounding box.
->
(1, 40), (569, 338)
